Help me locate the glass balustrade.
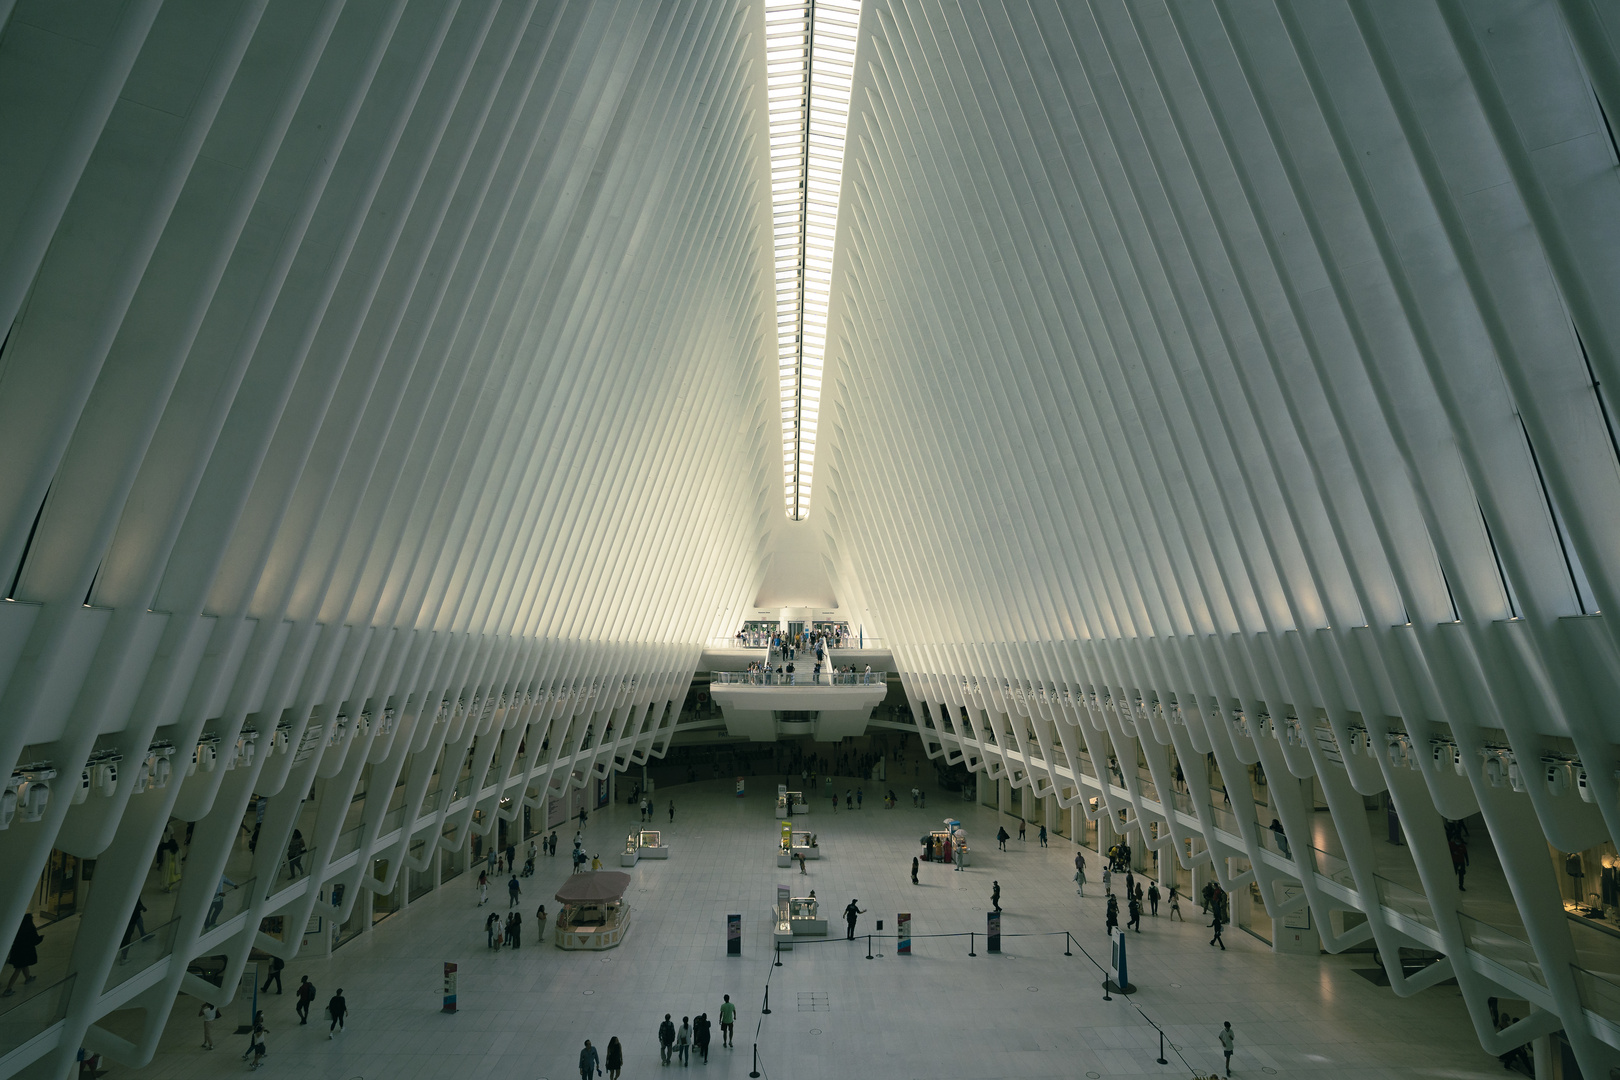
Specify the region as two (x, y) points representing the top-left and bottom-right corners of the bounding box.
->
(1373, 874), (1437, 932)
(711, 670), (887, 686)
(1571, 964), (1620, 1023)
(106, 916), (180, 992)
(1458, 913), (1545, 986)
(0, 973), (73, 1057)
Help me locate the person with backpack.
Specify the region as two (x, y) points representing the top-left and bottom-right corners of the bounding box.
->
(198, 1001), (219, 1049)
(295, 975), (317, 1024)
(658, 1013), (676, 1065)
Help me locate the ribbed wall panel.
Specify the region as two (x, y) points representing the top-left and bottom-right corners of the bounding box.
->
(0, 1), (774, 1073)
(818, 2), (1620, 1073)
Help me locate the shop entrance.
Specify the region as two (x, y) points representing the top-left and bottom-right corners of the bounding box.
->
(35, 850), (79, 923)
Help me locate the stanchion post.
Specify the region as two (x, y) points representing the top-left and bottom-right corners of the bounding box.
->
(1157, 1029), (1168, 1065)
(1102, 978), (1112, 1002)
(773, 941), (782, 967)
(968, 932), (976, 957)
(1064, 931), (1072, 957)
(866, 934), (873, 960)
(750, 1043), (761, 1079)
(762, 985), (771, 1015)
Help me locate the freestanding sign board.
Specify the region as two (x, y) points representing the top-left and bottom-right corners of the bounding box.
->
(727, 914), (741, 955)
(987, 911), (1001, 953)
(442, 962), (457, 1012)
(897, 913), (911, 954)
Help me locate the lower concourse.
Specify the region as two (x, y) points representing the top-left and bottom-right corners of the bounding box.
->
(126, 761), (1504, 1080)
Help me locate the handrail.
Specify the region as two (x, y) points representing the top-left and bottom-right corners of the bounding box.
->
(711, 670), (887, 686)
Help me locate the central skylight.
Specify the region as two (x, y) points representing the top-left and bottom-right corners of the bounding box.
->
(765, 0), (860, 520)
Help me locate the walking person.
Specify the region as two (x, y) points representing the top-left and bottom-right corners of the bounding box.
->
(1218, 1021), (1235, 1077)
(1038, 824), (1048, 847)
(1128, 894), (1143, 932)
(991, 881), (1002, 913)
(1451, 837), (1469, 891)
(1169, 885), (1184, 920)
(198, 1002), (219, 1049)
(1018, 819), (1026, 842)
(605, 1035), (624, 1080)
(509, 875), (521, 908)
(261, 954), (284, 994)
(911, 856), (919, 885)
(295, 975), (316, 1024)
(1210, 907), (1227, 950)
(1125, 870), (1135, 900)
(694, 1013), (711, 1062)
(246, 1010), (268, 1069)
(579, 1039), (601, 1080)
(719, 995), (736, 1048)
(536, 904), (548, 942)
(1148, 882), (1160, 916)
(327, 989), (347, 1038)
(1106, 894), (1119, 933)
(478, 869), (489, 906)
(486, 911), (502, 949)
(659, 1014), (676, 1065)
(1102, 866), (1112, 895)
(669, 800), (675, 822)
(509, 910), (522, 949)
(843, 898), (866, 940)
(997, 826), (1009, 851)
(4, 913), (42, 995)
(676, 1016), (691, 1066)
(550, 831), (559, 856)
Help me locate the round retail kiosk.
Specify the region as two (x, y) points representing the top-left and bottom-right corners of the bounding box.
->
(554, 871), (632, 950)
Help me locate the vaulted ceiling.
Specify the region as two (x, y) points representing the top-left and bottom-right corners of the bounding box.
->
(1, 1), (1619, 1075)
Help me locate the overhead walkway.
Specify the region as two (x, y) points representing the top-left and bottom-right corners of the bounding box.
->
(708, 669), (890, 742)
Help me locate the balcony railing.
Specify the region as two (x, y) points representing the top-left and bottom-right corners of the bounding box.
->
(711, 670), (887, 686)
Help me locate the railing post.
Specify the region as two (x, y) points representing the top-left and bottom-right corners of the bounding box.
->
(762, 984), (771, 1015)
(750, 1043), (761, 1079)
(968, 932), (976, 957)
(866, 934), (873, 960)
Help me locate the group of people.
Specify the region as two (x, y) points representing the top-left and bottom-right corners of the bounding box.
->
(994, 820), (1051, 850)
(485, 904), (547, 949)
(635, 797), (676, 822)
(220, 979), (348, 1068)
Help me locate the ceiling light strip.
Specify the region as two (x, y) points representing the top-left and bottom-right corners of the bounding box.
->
(766, 0), (859, 520)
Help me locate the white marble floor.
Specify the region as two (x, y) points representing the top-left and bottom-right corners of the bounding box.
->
(125, 772), (1507, 1080)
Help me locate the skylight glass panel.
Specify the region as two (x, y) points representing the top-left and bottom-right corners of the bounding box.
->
(765, 0), (860, 521)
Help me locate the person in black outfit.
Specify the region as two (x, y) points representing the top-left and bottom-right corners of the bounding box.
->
(1128, 895), (1142, 932)
(693, 1013), (711, 1062)
(991, 881), (1001, 913)
(261, 955), (284, 994)
(295, 976), (316, 1023)
(844, 899), (865, 940)
(911, 856), (919, 885)
(327, 989), (347, 1037)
